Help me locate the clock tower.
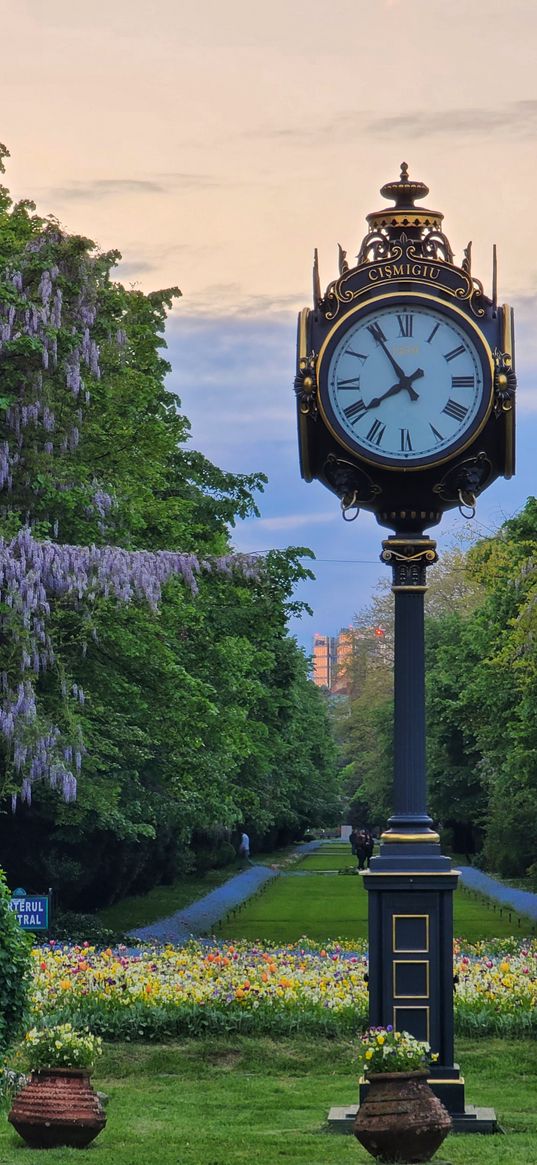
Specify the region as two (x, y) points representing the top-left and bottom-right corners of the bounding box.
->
(296, 163), (514, 531)
(295, 166), (516, 1133)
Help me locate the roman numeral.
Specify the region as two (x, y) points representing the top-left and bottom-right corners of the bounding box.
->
(397, 314), (413, 337)
(442, 399), (469, 422)
(346, 349), (368, 363)
(451, 375), (475, 388)
(427, 323), (440, 344)
(429, 423), (444, 443)
(367, 322), (387, 344)
(337, 377), (361, 389)
(366, 418), (386, 446)
(400, 428), (413, 451)
(343, 399), (366, 423)
(443, 344), (465, 363)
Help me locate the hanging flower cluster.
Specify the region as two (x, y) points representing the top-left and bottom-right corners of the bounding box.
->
(0, 197), (261, 808)
(0, 241), (101, 493)
(1, 530), (258, 806)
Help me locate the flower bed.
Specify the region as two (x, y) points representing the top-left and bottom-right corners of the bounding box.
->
(28, 938), (537, 1041)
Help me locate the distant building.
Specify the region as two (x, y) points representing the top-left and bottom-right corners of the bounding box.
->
(331, 627), (355, 696)
(312, 632), (333, 689)
(312, 625), (386, 695)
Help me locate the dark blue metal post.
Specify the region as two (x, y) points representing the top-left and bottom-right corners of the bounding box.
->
(361, 535), (484, 1128)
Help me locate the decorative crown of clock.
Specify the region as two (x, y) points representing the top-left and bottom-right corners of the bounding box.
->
(295, 164), (516, 533)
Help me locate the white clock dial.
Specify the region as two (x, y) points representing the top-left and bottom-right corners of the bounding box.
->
(321, 301), (492, 468)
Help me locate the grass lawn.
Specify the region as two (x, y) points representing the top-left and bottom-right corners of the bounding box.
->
(95, 847), (302, 933)
(216, 845), (533, 943)
(2, 1036), (536, 1163)
(96, 868), (242, 933)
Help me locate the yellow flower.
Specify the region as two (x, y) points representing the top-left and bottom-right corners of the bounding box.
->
(365, 1050), (373, 1060)
(376, 1035), (385, 1045)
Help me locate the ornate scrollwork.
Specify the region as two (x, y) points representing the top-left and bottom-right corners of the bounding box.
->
(493, 349), (517, 415)
(433, 452), (493, 504)
(357, 230), (393, 265)
(468, 276), (485, 316)
(324, 453), (382, 505)
(462, 241), (472, 275)
(421, 230), (454, 264)
(338, 244), (349, 275)
(294, 352), (318, 418)
(381, 538), (438, 589)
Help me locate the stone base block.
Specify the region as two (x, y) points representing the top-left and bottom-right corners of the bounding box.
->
(327, 1102), (498, 1135)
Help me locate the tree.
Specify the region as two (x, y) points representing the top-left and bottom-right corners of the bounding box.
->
(0, 146), (341, 904)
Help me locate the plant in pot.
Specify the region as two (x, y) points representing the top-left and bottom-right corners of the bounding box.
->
(354, 1026), (451, 1163)
(8, 1022), (106, 1149)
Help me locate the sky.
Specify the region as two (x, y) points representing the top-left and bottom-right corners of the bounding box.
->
(2, 0), (537, 650)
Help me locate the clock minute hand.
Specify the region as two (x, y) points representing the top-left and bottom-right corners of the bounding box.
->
(375, 335), (408, 382)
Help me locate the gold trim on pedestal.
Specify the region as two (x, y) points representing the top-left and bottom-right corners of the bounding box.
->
(393, 1005), (430, 1042)
(393, 913), (430, 953)
(393, 960), (430, 999)
(381, 831), (440, 843)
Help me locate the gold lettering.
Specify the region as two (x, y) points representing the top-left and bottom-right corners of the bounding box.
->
(367, 262), (441, 283)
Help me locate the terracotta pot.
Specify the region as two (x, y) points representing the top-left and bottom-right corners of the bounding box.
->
(8, 1066), (106, 1149)
(354, 1070), (451, 1163)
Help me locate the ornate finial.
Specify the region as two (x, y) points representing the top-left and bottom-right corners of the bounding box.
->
(338, 243), (349, 275)
(357, 164), (451, 264)
(378, 164), (430, 212)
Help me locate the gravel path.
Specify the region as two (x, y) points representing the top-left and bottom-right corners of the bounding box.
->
(128, 840), (537, 944)
(458, 865), (537, 923)
(128, 841), (322, 944)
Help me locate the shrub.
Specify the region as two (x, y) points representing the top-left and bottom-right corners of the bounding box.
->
(0, 868), (32, 1051)
(22, 1023), (102, 1071)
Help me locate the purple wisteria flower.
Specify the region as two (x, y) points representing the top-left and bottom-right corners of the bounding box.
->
(0, 529), (259, 804)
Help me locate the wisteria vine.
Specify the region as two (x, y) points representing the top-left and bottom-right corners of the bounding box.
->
(1, 529), (258, 806)
(0, 172), (263, 808)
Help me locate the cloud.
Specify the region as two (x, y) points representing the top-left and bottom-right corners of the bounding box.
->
(112, 260), (158, 277)
(42, 173), (217, 202)
(368, 100), (537, 139)
(114, 240), (212, 280)
(242, 512), (336, 532)
(179, 286), (306, 318)
(261, 100), (537, 147)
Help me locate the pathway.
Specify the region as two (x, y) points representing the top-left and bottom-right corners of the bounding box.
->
(128, 841), (537, 943)
(128, 841), (321, 944)
(458, 864), (537, 923)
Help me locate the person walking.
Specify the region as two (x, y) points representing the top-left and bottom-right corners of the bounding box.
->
(364, 829), (374, 868)
(238, 829), (251, 863)
(355, 829), (368, 871)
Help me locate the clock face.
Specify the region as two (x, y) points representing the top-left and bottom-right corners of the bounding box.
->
(319, 298), (493, 469)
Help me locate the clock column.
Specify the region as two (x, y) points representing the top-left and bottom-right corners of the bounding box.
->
(297, 163), (509, 1135)
(380, 536), (439, 847)
(362, 534), (476, 1127)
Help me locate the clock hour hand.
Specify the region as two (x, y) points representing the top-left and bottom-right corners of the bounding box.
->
(367, 368), (424, 410)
